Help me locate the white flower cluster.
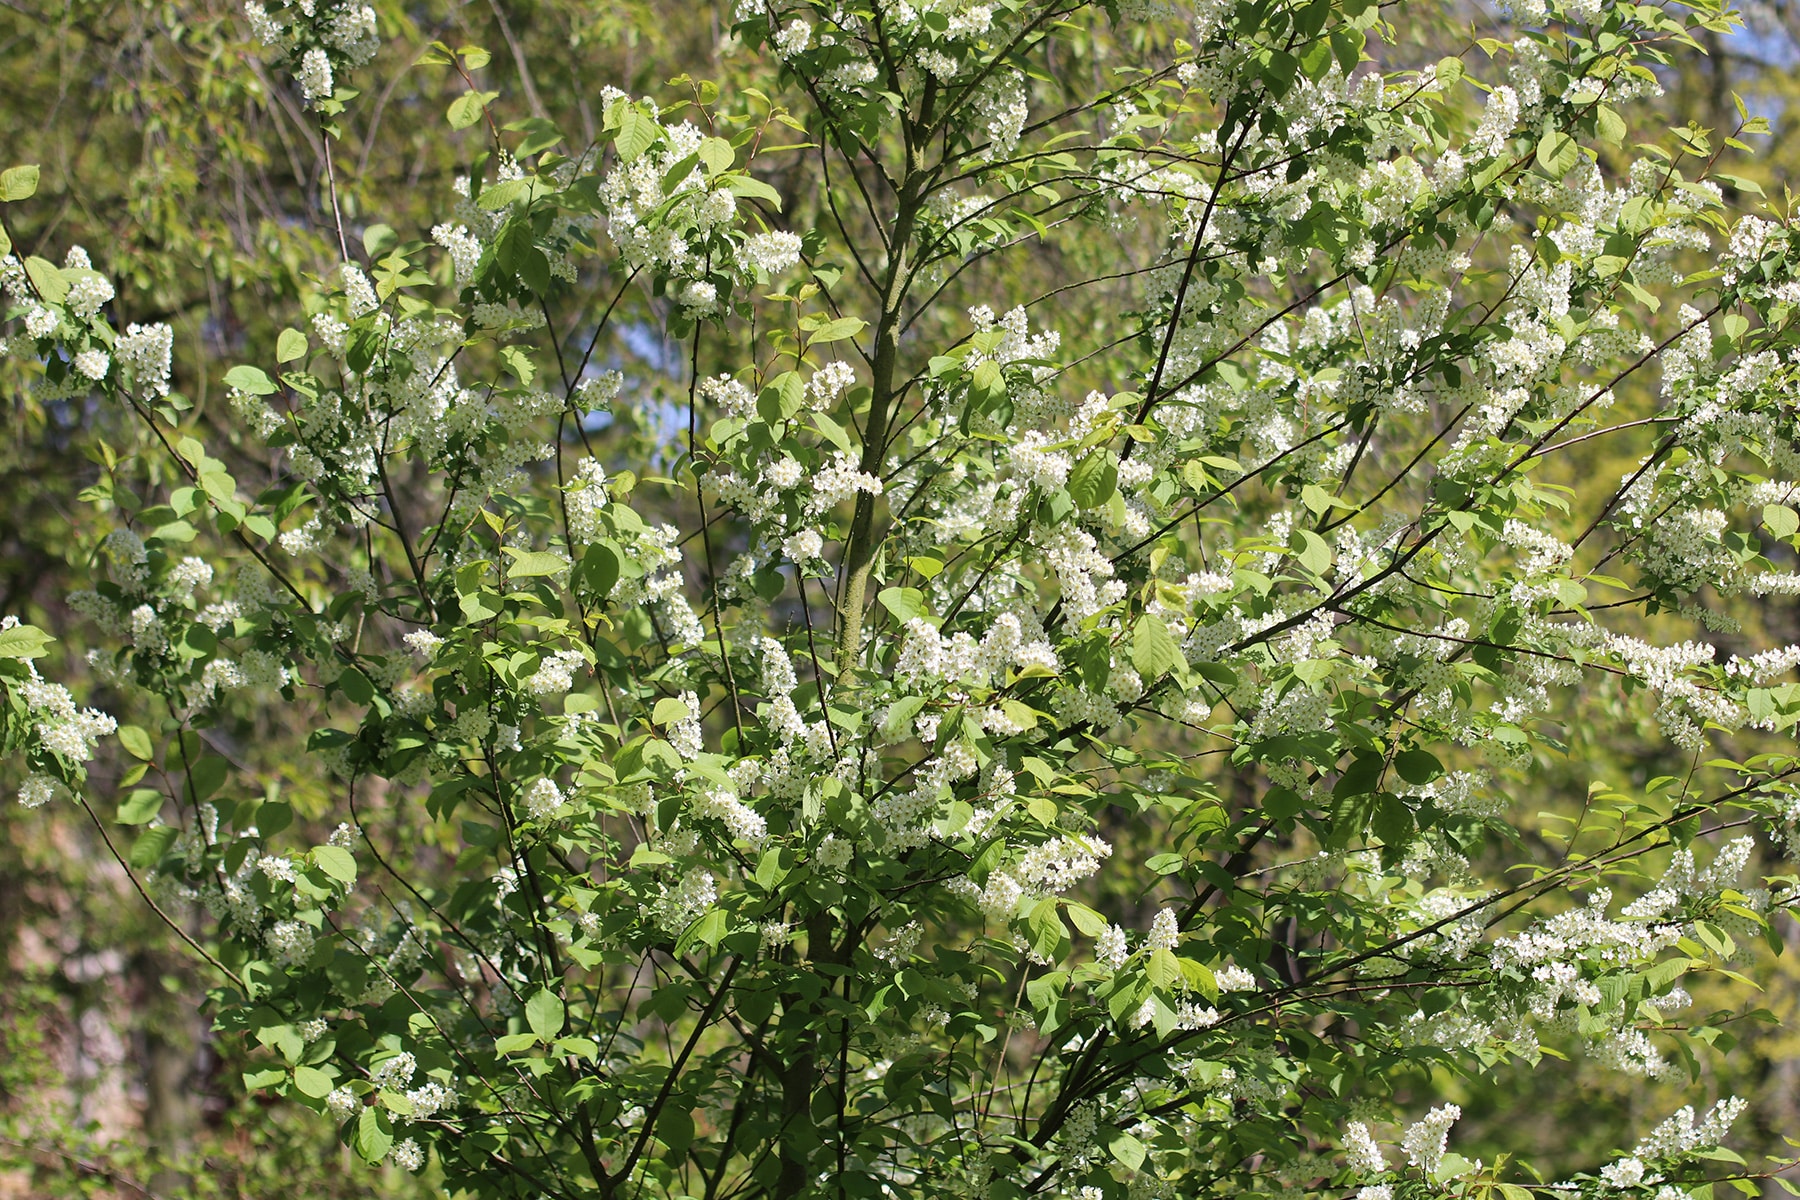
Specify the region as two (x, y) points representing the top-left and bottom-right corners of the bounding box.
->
(369, 1051), (416, 1089)
(972, 832), (1112, 919)
(524, 648), (585, 696)
(61, 246), (114, 318)
(1, 249), (160, 405)
(1213, 963), (1257, 992)
(590, 88), (803, 303)
(1592, 1097), (1748, 1193)
(242, 1), (380, 109)
(1620, 836), (1754, 920)
(651, 867), (717, 932)
(1399, 1103), (1461, 1174)
(17, 772), (64, 809)
(523, 777), (564, 820)
(1043, 527), (1126, 624)
(1095, 923), (1129, 969)
(1491, 888), (1683, 972)
(1343, 1119), (1386, 1174)
(894, 610), (1058, 692)
(691, 786), (767, 846)
(1145, 907), (1180, 952)
(265, 918), (317, 967)
(1634, 1097), (1747, 1158)
(1598, 632), (1741, 750)
(18, 666), (117, 765)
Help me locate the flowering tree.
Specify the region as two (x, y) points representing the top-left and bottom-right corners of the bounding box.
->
(6, 0), (1800, 1195)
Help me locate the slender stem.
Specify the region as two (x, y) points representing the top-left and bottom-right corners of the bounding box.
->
(73, 795), (246, 991)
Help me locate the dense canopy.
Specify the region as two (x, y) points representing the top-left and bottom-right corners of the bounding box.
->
(9, 1), (1800, 1198)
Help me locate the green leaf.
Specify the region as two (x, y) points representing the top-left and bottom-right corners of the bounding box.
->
(184, 755), (226, 802)
(675, 907), (729, 956)
(1065, 902), (1108, 938)
(460, 589), (503, 623)
(276, 329), (308, 363)
(652, 695), (691, 725)
(1764, 504), (1799, 540)
(495, 1032), (539, 1054)
(1394, 749), (1442, 786)
(294, 1065), (335, 1098)
(1535, 130), (1580, 177)
(656, 1105), (696, 1154)
(1026, 896), (1065, 961)
(117, 788), (164, 825)
(1595, 105), (1626, 146)
(968, 360), (1005, 407)
(508, 117), (565, 158)
(0, 164), (40, 202)
(312, 845), (358, 884)
(1291, 529), (1332, 576)
(478, 178), (531, 210)
(698, 136), (735, 175)
(575, 542), (620, 598)
(812, 410), (853, 452)
(336, 667), (374, 707)
(128, 825), (178, 871)
(1067, 451), (1118, 510)
(1291, 659), (1333, 688)
(0, 623), (54, 659)
(24, 256), (67, 304)
(882, 695), (926, 741)
(807, 316), (866, 345)
(1299, 39), (1333, 81)
(1554, 578), (1587, 607)
(1332, 29), (1365, 73)
(999, 699), (1039, 730)
(505, 548), (570, 578)
(1025, 970), (1068, 1016)
(361, 223), (397, 257)
(1334, 753), (1383, 799)
(198, 470), (237, 506)
(1433, 1153), (1476, 1184)
(224, 365), (277, 395)
(1300, 482), (1352, 516)
(1107, 1129), (1147, 1171)
(1373, 793), (1415, 849)
(757, 371), (805, 422)
(1131, 613), (1185, 680)
(1181, 958), (1217, 998)
(614, 108), (661, 161)
(754, 848), (790, 890)
(526, 988), (565, 1041)
(723, 173), (782, 208)
(354, 1106), (393, 1163)
(258, 801), (293, 837)
(878, 587), (930, 624)
(448, 91), (497, 130)
(1147, 946), (1180, 989)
